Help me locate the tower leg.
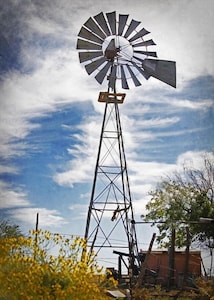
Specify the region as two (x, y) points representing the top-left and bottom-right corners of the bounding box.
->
(84, 94), (139, 286)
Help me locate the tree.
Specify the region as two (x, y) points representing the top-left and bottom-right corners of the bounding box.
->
(0, 219), (22, 238)
(142, 153), (214, 249)
(0, 230), (116, 299)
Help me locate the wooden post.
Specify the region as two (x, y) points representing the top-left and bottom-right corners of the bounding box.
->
(183, 226), (190, 288)
(34, 213), (39, 260)
(168, 227), (175, 288)
(136, 233), (156, 288)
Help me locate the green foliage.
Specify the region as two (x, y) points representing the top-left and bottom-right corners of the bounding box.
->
(0, 219), (22, 238)
(142, 154), (214, 249)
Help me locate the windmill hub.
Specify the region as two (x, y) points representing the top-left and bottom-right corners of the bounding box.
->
(103, 36), (133, 63)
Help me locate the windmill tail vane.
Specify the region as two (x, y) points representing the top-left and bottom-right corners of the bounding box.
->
(76, 11), (176, 287)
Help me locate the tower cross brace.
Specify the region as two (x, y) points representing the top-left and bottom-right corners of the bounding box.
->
(84, 91), (140, 282)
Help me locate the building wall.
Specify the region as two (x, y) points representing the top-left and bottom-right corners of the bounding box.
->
(144, 250), (201, 286)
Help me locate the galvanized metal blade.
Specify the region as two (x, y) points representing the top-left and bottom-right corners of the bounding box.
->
(108, 65), (117, 89)
(118, 14), (129, 36)
(78, 26), (103, 44)
(85, 57), (107, 75)
(94, 12), (111, 36)
(95, 61), (111, 84)
(124, 19), (141, 39)
(132, 39), (156, 47)
(77, 39), (102, 51)
(120, 65), (129, 89)
(133, 56), (144, 63)
(84, 17), (106, 39)
(142, 59), (176, 88)
(129, 28), (150, 43)
(126, 65), (141, 86)
(106, 11), (116, 35)
(134, 50), (157, 57)
(79, 51), (103, 63)
(132, 62), (150, 80)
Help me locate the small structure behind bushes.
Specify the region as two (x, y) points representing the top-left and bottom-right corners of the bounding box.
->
(142, 250), (201, 288)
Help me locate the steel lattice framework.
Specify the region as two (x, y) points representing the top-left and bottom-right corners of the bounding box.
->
(76, 11), (176, 285)
(84, 92), (140, 278)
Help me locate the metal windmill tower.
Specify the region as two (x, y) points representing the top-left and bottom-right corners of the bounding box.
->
(76, 11), (176, 283)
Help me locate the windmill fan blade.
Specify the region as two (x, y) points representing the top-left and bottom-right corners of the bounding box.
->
(85, 57), (107, 75)
(142, 59), (176, 88)
(134, 50), (157, 57)
(78, 26), (104, 44)
(77, 39), (102, 51)
(127, 65), (141, 87)
(133, 56), (144, 63)
(84, 17), (106, 39)
(79, 51), (103, 63)
(132, 39), (156, 47)
(124, 19), (141, 39)
(129, 28), (150, 43)
(132, 62), (150, 80)
(95, 61), (111, 84)
(77, 12), (176, 90)
(108, 65), (117, 89)
(94, 12), (111, 36)
(118, 14), (129, 36)
(120, 65), (129, 89)
(106, 11), (116, 35)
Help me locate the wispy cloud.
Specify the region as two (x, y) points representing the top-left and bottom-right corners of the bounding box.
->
(0, 164), (19, 174)
(7, 207), (68, 229)
(0, 181), (30, 209)
(53, 117), (101, 187)
(134, 117), (180, 128)
(0, 0), (213, 235)
(162, 98), (214, 111)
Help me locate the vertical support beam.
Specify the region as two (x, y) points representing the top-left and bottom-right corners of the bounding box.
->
(83, 92), (139, 285)
(136, 233), (156, 288)
(84, 102), (108, 248)
(118, 255), (122, 280)
(183, 226), (190, 288)
(34, 212), (39, 260)
(168, 227), (175, 289)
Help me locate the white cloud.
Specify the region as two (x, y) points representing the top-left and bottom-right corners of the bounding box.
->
(0, 181), (30, 209)
(131, 150), (214, 211)
(0, 164), (19, 174)
(7, 207), (68, 229)
(53, 118), (101, 186)
(54, 161), (93, 187)
(0, 0), (213, 239)
(134, 117), (180, 128)
(123, 150), (214, 231)
(128, 160), (178, 199)
(1, 0), (213, 160)
(0, 49), (98, 159)
(164, 99), (214, 111)
(69, 204), (87, 220)
(176, 150), (213, 169)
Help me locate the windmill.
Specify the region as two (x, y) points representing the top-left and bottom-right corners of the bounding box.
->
(76, 11), (176, 285)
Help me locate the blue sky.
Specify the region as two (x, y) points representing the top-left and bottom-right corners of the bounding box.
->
(0, 0), (214, 267)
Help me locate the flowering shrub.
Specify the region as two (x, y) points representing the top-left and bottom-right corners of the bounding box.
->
(0, 230), (116, 299)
